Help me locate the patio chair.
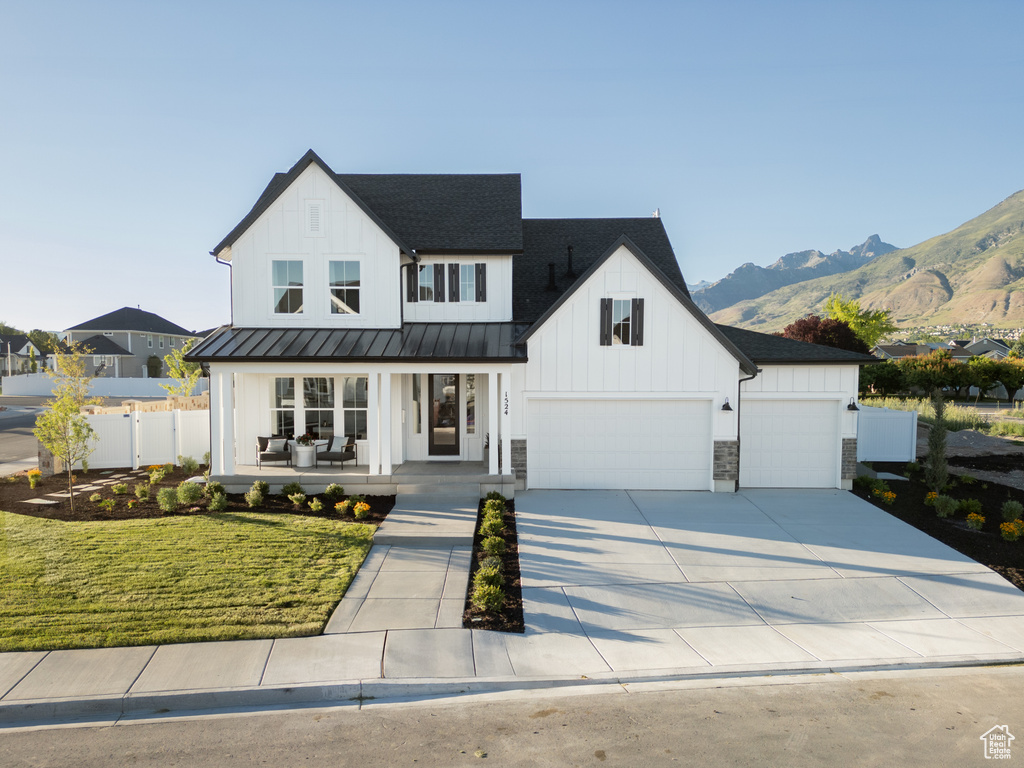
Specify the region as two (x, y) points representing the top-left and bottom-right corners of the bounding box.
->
(316, 435), (357, 467)
(256, 436), (291, 468)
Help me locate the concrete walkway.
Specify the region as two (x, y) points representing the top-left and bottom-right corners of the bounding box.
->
(3, 489), (1024, 726)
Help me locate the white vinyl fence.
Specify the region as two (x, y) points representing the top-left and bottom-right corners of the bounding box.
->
(1, 372), (208, 398)
(79, 410), (211, 470)
(857, 405), (918, 463)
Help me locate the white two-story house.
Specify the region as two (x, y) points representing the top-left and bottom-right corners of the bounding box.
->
(190, 150), (874, 491)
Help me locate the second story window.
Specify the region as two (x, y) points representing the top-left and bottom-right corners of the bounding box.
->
(273, 260), (304, 314)
(417, 264), (446, 302)
(451, 263), (487, 302)
(329, 261), (360, 315)
(599, 298), (645, 347)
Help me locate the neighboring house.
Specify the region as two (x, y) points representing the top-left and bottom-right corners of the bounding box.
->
(63, 308), (198, 378)
(873, 343), (940, 360)
(189, 150), (875, 491)
(0, 334), (42, 376)
(965, 337), (1011, 359)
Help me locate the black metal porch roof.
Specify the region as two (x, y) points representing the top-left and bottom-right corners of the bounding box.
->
(186, 323), (530, 364)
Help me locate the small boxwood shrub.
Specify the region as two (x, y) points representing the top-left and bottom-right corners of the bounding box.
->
(472, 584), (505, 613)
(483, 499), (505, 515)
(244, 488), (264, 508)
(134, 483), (150, 500)
(473, 565), (503, 589)
(1002, 500), (1024, 522)
(479, 555), (502, 571)
(281, 481), (305, 496)
(204, 481), (225, 498)
(208, 492), (228, 512)
(484, 491), (506, 503)
(251, 480), (270, 496)
(176, 481), (203, 506)
(178, 455), (200, 475)
(481, 536), (506, 556)
(958, 498), (983, 517)
(480, 516), (506, 538)
(112, 483), (128, 495)
(324, 483), (345, 501)
(933, 495), (958, 519)
(157, 487), (178, 512)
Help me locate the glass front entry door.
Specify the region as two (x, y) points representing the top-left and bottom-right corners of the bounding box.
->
(428, 374), (459, 456)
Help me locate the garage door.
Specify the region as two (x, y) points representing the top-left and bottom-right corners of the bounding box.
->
(527, 399), (712, 490)
(740, 399), (839, 488)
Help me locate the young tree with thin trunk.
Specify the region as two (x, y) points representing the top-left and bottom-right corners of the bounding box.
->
(923, 389), (948, 494)
(33, 345), (100, 512)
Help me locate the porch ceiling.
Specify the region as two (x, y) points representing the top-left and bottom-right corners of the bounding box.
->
(187, 323), (530, 364)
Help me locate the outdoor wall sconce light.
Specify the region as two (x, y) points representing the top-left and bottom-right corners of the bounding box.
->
(847, 398), (859, 411)
(721, 398), (733, 411)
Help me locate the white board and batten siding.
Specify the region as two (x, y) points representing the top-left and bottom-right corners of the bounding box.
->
(227, 163), (403, 329)
(739, 365), (859, 489)
(521, 245), (739, 490)
(404, 256), (514, 322)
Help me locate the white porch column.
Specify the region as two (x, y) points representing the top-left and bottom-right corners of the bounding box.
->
(488, 369), (499, 475)
(210, 368), (235, 476)
(500, 367), (511, 477)
(367, 371), (380, 475)
(379, 372), (392, 475)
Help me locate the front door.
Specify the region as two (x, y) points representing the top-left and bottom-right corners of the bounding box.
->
(428, 373), (459, 456)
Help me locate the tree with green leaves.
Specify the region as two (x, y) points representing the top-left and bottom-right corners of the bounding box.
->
(967, 356), (1001, 402)
(0, 320), (22, 335)
(160, 338), (202, 397)
(859, 359), (905, 395)
(992, 358), (1024, 403)
(26, 329), (61, 354)
(823, 293), (899, 349)
(923, 389), (948, 494)
(33, 345), (101, 512)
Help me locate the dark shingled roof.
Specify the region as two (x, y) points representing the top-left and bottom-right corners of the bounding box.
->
(66, 307), (194, 337)
(214, 150), (523, 256)
(515, 218), (689, 323)
(716, 325), (879, 365)
(187, 323), (530, 364)
(78, 335), (131, 356)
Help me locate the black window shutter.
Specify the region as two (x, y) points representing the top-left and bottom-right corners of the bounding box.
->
(406, 266), (418, 303)
(434, 263), (445, 302)
(632, 298), (645, 346)
(475, 263), (486, 302)
(448, 263), (460, 302)
(599, 298), (612, 346)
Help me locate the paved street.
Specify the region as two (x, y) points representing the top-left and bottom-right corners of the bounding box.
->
(0, 404), (40, 463)
(4, 665), (1021, 766)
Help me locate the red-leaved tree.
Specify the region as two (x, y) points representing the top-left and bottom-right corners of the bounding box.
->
(777, 315), (871, 354)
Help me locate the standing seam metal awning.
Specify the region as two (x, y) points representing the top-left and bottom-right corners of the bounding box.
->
(186, 323), (530, 363)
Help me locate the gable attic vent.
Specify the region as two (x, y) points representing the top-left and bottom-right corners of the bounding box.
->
(305, 200), (324, 237)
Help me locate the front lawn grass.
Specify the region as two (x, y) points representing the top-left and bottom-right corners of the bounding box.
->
(0, 511), (375, 652)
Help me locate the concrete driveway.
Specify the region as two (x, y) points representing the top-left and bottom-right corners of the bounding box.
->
(508, 489), (1024, 674)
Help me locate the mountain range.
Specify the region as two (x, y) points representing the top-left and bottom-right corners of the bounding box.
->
(704, 189), (1024, 332)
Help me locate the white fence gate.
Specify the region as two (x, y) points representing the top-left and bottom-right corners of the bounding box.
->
(857, 405), (918, 463)
(78, 410), (211, 470)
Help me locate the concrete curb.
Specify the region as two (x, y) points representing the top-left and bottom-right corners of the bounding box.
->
(3, 654), (1022, 727)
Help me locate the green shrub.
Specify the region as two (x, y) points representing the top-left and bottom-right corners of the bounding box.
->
(112, 483), (128, 495)
(867, 396), (987, 432)
(472, 584), (505, 613)
(479, 555), (502, 571)
(348, 493), (367, 505)
(149, 467), (167, 485)
(134, 483), (150, 500)
(176, 481), (203, 506)
(89, 492), (103, 504)
(157, 487), (178, 512)
(204, 481), (225, 498)
(958, 474), (977, 485)
(988, 420), (1024, 437)
(335, 499), (352, 515)
(483, 499), (505, 515)
(933, 495), (958, 519)
(98, 498), (116, 512)
(481, 536), (506, 556)
(905, 461), (920, 473)
(251, 480), (270, 496)
(480, 516), (506, 538)
(309, 497), (323, 512)
(178, 455), (200, 475)
(473, 565), (503, 589)
(208, 492), (228, 512)
(288, 492), (306, 508)
(924, 391), (948, 493)
(353, 503), (369, 520)
(81, 460), (89, 474)
(1001, 500), (1024, 522)
(958, 498), (983, 517)
(244, 488), (264, 508)
(324, 483), (345, 501)
(281, 481), (305, 497)
(484, 491), (506, 503)
(203, 451), (211, 465)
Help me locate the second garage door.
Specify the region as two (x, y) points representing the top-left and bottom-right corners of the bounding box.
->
(739, 399), (840, 488)
(526, 399), (713, 490)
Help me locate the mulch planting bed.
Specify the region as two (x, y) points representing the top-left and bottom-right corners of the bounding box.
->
(0, 467), (394, 524)
(861, 459), (1024, 592)
(463, 498), (525, 633)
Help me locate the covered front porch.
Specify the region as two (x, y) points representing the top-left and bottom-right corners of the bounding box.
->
(213, 460), (516, 497)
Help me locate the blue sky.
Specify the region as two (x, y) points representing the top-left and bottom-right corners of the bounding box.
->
(2, 0), (1023, 334)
